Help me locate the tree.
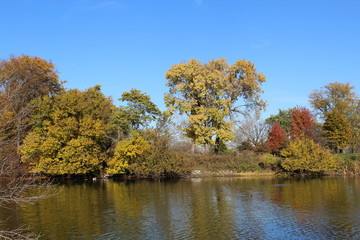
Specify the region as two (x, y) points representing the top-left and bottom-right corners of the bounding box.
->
(111, 89), (162, 139)
(236, 114), (270, 152)
(265, 109), (292, 133)
(309, 82), (358, 119)
(309, 82), (360, 152)
(165, 58), (266, 153)
(20, 86), (113, 175)
(280, 138), (339, 174)
(290, 107), (316, 139)
(267, 122), (286, 154)
(0, 55), (63, 175)
(323, 110), (352, 153)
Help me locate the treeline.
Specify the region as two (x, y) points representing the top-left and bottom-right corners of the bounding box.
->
(1, 55), (359, 177)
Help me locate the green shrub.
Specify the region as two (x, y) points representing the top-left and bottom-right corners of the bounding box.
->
(259, 153), (282, 171)
(337, 153), (360, 174)
(227, 158), (261, 172)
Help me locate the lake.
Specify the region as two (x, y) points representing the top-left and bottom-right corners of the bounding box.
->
(1, 176), (360, 239)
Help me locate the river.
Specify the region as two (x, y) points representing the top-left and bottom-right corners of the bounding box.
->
(1, 176), (360, 239)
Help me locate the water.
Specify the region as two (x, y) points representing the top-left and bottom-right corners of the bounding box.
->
(1, 177), (360, 239)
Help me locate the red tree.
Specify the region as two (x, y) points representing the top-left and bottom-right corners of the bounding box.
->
(267, 122), (286, 153)
(290, 107), (316, 139)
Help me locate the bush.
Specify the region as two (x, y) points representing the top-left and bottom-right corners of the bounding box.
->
(227, 158), (261, 172)
(107, 131), (190, 178)
(259, 154), (282, 171)
(280, 137), (339, 174)
(337, 153), (360, 174)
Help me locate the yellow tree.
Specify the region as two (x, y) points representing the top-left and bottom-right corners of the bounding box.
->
(20, 86), (113, 175)
(309, 82), (360, 152)
(165, 58), (266, 153)
(0, 55), (63, 174)
(309, 82), (358, 119)
(323, 110), (352, 153)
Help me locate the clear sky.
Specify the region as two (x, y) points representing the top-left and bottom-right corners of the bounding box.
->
(1, 0), (359, 119)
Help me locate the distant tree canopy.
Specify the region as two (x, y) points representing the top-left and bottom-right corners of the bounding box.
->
(165, 58), (266, 153)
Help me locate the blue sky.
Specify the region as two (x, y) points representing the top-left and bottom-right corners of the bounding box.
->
(1, 0), (359, 119)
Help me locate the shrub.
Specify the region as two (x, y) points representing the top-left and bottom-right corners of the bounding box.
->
(107, 131), (189, 177)
(107, 132), (151, 174)
(337, 153), (360, 174)
(259, 153), (282, 171)
(280, 137), (339, 174)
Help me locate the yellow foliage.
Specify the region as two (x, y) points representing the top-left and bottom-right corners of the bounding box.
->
(20, 87), (113, 175)
(280, 138), (339, 173)
(107, 132), (151, 174)
(165, 58), (266, 152)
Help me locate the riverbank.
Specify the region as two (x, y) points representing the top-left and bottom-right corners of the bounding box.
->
(189, 169), (275, 178)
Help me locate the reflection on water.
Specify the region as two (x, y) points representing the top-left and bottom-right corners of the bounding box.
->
(1, 177), (360, 239)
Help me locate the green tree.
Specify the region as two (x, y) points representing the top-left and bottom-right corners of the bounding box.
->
(0, 55), (63, 174)
(20, 86), (113, 175)
(280, 138), (339, 173)
(165, 58), (266, 153)
(265, 109), (292, 133)
(111, 89), (162, 139)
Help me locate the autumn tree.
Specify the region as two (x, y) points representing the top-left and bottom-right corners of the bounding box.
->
(165, 58), (266, 153)
(267, 122), (286, 154)
(0, 55), (63, 175)
(290, 107), (316, 139)
(309, 82), (360, 152)
(309, 82), (358, 119)
(323, 110), (352, 153)
(20, 86), (113, 175)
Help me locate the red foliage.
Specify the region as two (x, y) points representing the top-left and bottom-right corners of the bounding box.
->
(267, 122), (286, 153)
(290, 107), (316, 139)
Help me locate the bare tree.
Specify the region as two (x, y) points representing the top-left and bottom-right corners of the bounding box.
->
(235, 114), (270, 152)
(0, 55), (61, 239)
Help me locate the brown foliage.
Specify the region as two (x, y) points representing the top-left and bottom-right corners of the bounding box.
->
(0, 55), (63, 175)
